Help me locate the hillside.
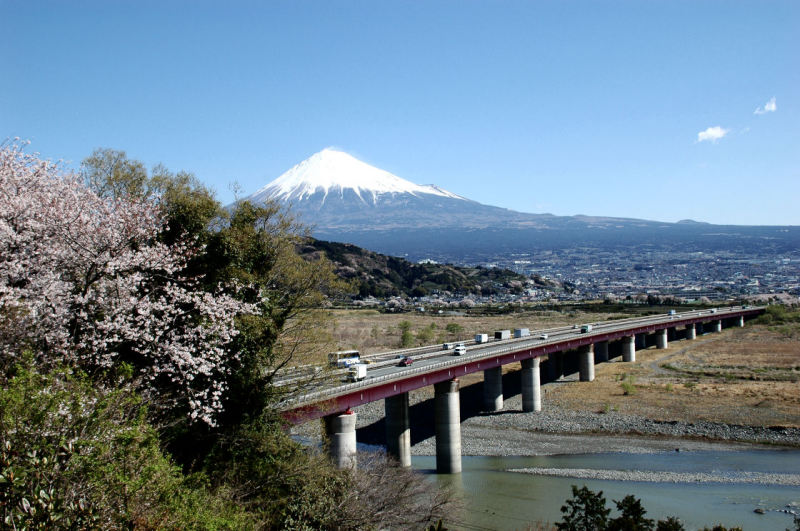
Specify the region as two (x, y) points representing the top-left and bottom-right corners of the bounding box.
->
(297, 239), (554, 299)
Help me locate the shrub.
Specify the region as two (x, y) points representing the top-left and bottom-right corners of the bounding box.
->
(620, 375), (636, 396)
(0, 360), (254, 529)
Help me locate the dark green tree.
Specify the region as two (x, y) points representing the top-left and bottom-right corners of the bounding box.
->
(656, 516), (685, 531)
(608, 495), (654, 530)
(557, 485), (611, 531)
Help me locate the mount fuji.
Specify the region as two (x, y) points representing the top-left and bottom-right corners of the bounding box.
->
(242, 149), (799, 262)
(244, 148), (562, 232)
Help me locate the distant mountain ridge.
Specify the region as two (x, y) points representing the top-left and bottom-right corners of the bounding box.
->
(244, 149), (800, 262)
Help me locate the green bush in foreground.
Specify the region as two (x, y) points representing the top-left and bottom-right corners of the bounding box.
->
(0, 361), (255, 529)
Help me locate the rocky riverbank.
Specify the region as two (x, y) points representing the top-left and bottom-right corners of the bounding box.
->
(292, 385), (800, 456)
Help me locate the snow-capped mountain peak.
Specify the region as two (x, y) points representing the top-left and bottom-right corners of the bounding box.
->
(247, 148), (463, 204)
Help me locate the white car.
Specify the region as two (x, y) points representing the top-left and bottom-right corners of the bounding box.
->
(453, 345), (467, 356)
(538, 333), (548, 340)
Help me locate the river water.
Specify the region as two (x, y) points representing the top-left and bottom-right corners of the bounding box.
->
(414, 449), (800, 530)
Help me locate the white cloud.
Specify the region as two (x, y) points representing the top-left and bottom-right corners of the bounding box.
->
(754, 97), (777, 115)
(697, 126), (729, 143)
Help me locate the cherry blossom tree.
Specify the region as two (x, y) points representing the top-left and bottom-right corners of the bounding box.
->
(0, 141), (257, 425)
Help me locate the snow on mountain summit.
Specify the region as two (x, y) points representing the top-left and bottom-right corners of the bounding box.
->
(247, 148), (463, 204)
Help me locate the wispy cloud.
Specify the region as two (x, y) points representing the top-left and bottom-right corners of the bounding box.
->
(697, 126), (729, 143)
(754, 97), (777, 115)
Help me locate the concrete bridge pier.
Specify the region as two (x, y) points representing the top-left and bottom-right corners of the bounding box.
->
(635, 333), (647, 350)
(595, 341), (609, 363)
(326, 411), (357, 469)
(622, 335), (636, 362)
(737, 315), (745, 327)
(547, 352), (561, 381)
(655, 328), (669, 349)
(579, 344), (595, 382)
(483, 367), (503, 412)
(685, 323), (696, 340)
(713, 320), (722, 333)
(521, 357), (541, 412)
(435, 379), (462, 474)
(385, 393), (411, 467)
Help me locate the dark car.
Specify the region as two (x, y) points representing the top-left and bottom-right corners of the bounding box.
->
(397, 356), (413, 367)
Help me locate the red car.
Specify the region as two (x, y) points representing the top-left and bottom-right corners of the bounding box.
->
(397, 357), (413, 367)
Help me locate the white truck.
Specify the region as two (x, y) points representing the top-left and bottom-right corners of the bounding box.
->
(580, 324), (593, 333)
(347, 364), (367, 382)
(514, 328), (530, 338)
(495, 330), (512, 340)
(475, 333), (489, 343)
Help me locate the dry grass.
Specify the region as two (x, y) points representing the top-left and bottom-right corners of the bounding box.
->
(324, 308), (619, 354)
(546, 326), (800, 428)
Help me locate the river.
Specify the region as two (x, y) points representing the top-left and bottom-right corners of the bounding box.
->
(414, 449), (800, 530)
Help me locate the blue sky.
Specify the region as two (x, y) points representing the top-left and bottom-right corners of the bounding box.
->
(2, 1), (798, 225)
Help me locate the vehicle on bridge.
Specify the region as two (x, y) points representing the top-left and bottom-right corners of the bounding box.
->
(329, 350), (361, 368)
(495, 330), (511, 340)
(538, 333), (549, 340)
(580, 324), (593, 333)
(347, 363), (367, 382)
(475, 333), (489, 343)
(453, 344), (467, 356)
(397, 356), (413, 367)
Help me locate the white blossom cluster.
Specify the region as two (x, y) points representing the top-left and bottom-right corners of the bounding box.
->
(0, 142), (257, 426)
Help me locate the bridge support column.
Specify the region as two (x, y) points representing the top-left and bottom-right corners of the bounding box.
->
(635, 333), (647, 350)
(483, 367), (503, 412)
(737, 315), (745, 327)
(685, 323), (696, 340)
(435, 379), (462, 474)
(655, 328), (668, 349)
(521, 357), (541, 412)
(326, 411), (357, 469)
(713, 320), (722, 333)
(385, 393), (411, 467)
(579, 344), (595, 382)
(595, 341), (609, 363)
(622, 335), (635, 362)
(547, 352), (559, 381)
(668, 327), (677, 341)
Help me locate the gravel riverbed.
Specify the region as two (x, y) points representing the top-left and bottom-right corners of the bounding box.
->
(292, 385), (800, 456)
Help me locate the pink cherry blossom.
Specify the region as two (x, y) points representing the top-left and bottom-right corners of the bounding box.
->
(0, 142), (257, 426)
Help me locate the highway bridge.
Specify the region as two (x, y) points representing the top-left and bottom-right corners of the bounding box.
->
(280, 306), (764, 473)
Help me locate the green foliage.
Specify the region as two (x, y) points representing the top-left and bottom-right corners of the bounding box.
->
(446, 323), (464, 335)
(608, 495), (654, 530)
(753, 304), (800, 326)
(620, 375), (636, 396)
(417, 323), (437, 344)
(557, 485), (610, 530)
(656, 516), (685, 530)
(400, 329), (415, 348)
(0, 361), (254, 529)
(1, 441), (98, 529)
